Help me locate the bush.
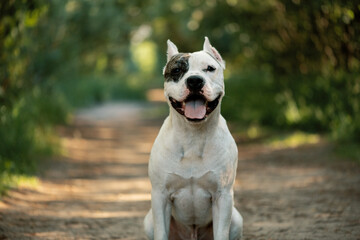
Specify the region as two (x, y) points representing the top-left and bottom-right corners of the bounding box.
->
(56, 74), (146, 108)
(0, 89), (68, 193)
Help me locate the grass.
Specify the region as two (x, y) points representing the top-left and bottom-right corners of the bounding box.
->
(265, 131), (321, 149)
(0, 173), (39, 196)
(231, 124), (322, 148)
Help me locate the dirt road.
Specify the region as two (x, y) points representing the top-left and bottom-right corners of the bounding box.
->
(0, 102), (359, 240)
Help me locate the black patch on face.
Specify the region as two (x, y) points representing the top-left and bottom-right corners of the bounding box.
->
(164, 53), (190, 82)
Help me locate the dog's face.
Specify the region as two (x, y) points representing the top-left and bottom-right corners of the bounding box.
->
(163, 37), (226, 123)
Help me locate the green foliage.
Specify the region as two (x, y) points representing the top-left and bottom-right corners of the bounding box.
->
(57, 74), (146, 108)
(0, 0), (67, 192)
(335, 142), (360, 163)
(222, 69), (280, 124)
(0, 89), (67, 193)
(0, 90), (67, 165)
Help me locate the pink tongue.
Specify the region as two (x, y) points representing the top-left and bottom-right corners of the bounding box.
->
(184, 99), (206, 119)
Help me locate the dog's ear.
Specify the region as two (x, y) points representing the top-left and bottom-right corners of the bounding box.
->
(167, 39), (179, 62)
(203, 37), (225, 69)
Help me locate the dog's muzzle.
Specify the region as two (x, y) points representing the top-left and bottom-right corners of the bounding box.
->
(169, 93), (221, 122)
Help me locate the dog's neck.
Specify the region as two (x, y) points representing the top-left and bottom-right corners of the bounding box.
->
(168, 104), (221, 133)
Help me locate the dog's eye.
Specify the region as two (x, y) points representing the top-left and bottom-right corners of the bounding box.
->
(171, 68), (181, 74)
(205, 66), (216, 72)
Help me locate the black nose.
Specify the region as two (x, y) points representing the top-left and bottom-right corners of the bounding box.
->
(186, 76), (205, 91)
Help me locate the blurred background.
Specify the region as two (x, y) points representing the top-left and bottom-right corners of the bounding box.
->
(1, 0), (359, 191)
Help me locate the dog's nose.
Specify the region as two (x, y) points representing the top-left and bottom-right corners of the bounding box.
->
(186, 76), (205, 91)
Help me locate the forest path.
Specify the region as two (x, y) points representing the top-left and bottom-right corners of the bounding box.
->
(0, 102), (359, 240)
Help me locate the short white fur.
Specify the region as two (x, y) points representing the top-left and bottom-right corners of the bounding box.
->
(144, 37), (243, 240)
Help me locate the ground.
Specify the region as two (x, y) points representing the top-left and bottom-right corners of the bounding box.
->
(0, 102), (359, 240)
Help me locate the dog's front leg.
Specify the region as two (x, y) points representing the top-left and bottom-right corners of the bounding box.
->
(151, 189), (172, 240)
(212, 190), (233, 240)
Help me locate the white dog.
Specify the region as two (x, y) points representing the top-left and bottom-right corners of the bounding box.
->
(144, 37), (243, 240)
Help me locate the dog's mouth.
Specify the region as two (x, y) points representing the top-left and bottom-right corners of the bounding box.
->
(169, 94), (221, 122)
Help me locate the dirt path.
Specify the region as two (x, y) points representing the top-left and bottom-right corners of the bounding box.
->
(1, 102), (359, 240)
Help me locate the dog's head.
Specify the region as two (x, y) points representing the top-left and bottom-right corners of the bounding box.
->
(163, 37), (225, 123)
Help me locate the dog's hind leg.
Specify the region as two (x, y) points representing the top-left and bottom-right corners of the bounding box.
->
(144, 209), (154, 240)
(229, 207), (243, 240)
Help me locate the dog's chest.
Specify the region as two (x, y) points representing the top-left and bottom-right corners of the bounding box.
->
(166, 170), (218, 195)
(164, 139), (221, 190)
(165, 170), (217, 225)
(161, 128), (230, 197)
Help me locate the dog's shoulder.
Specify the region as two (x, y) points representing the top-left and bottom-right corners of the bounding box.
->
(216, 115), (238, 147)
(209, 115), (238, 160)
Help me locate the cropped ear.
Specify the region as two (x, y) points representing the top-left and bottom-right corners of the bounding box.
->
(167, 39), (179, 62)
(203, 36), (225, 69)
